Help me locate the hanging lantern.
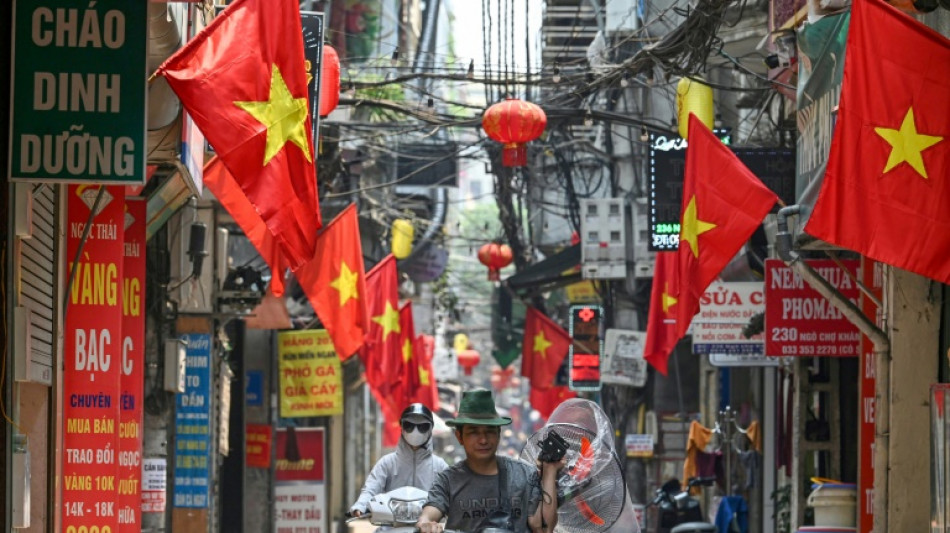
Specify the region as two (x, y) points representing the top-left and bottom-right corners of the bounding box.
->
(391, 218), (414, 259)
(319, 45), (340, 117)
(457, 349), (481, 376)
(490, 366), (516, 391)
(676, 76), (714, 139)
(453, 333), (470, 354)
(477, 242), (514, 281)
(481, 98), (547, 167)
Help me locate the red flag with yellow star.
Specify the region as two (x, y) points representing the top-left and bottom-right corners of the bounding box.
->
(676, 114), (778, 331)
(521, 307), (571, 389)
(805, 0), (950, 283)
(530, 386), (576, 421)
(295, 204), (367, 359)
(157, 0), (321, 270)
(644, 252), (681, 376)
(362, 255), (401, 401)
(413, 334), (440, 411)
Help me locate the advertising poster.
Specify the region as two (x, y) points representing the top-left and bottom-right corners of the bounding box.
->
(765, 259), (861, 357)
(246, 424), (273, 468)
(63, 185), (125, 533)
(118, 198), (145, 531)
(858, 258), (883, 533)
(275, 427), (327, 533)
(278, 330), (343, 417)
(173, 333), (212, 508)
(142, 458), (167, 513)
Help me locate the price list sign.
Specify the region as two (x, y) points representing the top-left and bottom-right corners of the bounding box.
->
(62, 185), (126, 532)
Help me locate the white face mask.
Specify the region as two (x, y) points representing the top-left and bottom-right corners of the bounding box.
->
(403, 428), (431, 447)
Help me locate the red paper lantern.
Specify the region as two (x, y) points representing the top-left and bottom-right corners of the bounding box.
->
(319, 45), (340, 117)
(457, 349), (481, 376)
(490, 366), (516, 391)
(477, 242), (513, 281)
(481, 98), (547, 167)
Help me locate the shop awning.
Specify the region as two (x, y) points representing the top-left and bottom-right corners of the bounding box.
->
(504, 244), (582, 295)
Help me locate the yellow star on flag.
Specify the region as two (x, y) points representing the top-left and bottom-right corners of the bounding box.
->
(372, 301), (401, 339)
(330, 262), (360, 306)
(680, 195), (717, 258)
(418, 365), (430, 386)
(874, 107), (943, 179)
(533, 331), (552, 357)
(662, 283), (678, 314)
(402, 339), (413, 363)
(234, 64), (313, 166)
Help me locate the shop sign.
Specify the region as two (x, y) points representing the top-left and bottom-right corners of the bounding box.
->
(173, 333), (212, 508)
(10, 0), (148, 183)
(602, 329), (647, 387)
(764, 259), (860, 357)
(118, 198), (145, 532)
(858, 258), (882, 533)
(693, 281), (765, 355)
(278, 330), (343, 417)
(141, 458), (167, 513)
(275, 427), (327, 533)
(246, 424), (273, 469)
(625, 434), (655, 458)
(62, 184), (125, 533)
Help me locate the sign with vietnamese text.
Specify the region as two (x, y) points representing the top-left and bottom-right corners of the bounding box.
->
(278, 330), (343, 417)
(118, 198), (145, 532)
(62, 184), (125, 533)
(602, 329), (647, 387)
(173, 333), (212, 508)
(625, 434), (655, 458)
(765, 259), (860, 357)
(858, 258), (882, 533)
(142, 458), (167, 513)
(275, 428), (327, 533)
(246, 424), (273, 469)
(10, 0), (147, 183)
(693, 281), (765, 355)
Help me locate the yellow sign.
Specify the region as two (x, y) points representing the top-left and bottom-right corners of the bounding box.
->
(278, 330), (343, 417)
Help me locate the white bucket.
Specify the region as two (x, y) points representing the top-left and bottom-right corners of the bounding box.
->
(806, 484), (857, 527)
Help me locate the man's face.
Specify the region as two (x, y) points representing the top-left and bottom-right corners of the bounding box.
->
(456, 425), (500, 460)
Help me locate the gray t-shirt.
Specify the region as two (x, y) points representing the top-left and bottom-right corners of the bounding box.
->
(425, 456), (542, 533)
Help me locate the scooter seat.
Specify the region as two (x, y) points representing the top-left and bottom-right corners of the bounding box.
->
(671, 522), (717, 533)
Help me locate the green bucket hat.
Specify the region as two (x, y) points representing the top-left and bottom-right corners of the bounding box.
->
(446, 388), (512, 427)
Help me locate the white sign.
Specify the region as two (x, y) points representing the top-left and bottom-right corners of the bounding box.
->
(602, 329), (648, 387)
(692, 281), (765, 355)
(625, 434), (654, 458)
(709, 352), (779, 367)
(142, 458), (167, 513)
(275, 483), (326, 533)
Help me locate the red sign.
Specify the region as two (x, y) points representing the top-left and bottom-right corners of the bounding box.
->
(275, 428), (325, 482)
(63, 185), (125, 532)
(247, 424), (273, 468)
(764, 259), (860, 357)
(118, 198), (145, 532)
(858, 258), (882, 533)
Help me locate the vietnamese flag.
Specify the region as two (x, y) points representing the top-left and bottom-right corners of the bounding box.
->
(521, 307), (571, 389)
(295, 204), (367, 359)
(203, 156), (287, 296)
(805, 0), (950, 283)
(413, 334), (440, 411)
(675, 114), (778, 332)
(362, 255), (401, 402)
(643, 252), (681, 376)
(530, 386), (577, 421)
(157, 0), (321, 270)
(393, 302), (419, 404)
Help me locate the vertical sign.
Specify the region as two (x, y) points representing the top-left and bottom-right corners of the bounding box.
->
(179, 6), (207, 194)
(173, 333), (212, 508)
(10, 1), (148, 183)
(568, 305), (603, 392)
(118, 198), (145, 531)
(764, 259), (861, 357)
(858, 259), (883, 533)
(278, 330), (343, 418)
(141, 458), (167, 514)
(246, 424), (273, 468)
(300, 12), (325, 151)
(63, 185), (126, 532)
(275, 428), (327, 533)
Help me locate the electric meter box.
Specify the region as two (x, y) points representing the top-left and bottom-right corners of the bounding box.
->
(580, 198), (627, 280)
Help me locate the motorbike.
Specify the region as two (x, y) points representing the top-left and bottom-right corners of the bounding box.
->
(650, 477), (717, 533)
(346, 486), (427, 533)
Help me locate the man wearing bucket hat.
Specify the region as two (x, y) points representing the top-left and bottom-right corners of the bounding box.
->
(416, 389), (565, 533)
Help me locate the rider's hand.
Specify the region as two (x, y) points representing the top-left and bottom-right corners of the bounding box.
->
(540, 455), (568, 475)
(350, 510), (362, 518)
(416, 519), (443, 533)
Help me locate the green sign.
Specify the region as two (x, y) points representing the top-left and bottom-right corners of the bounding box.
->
(9, 1), (148, 183)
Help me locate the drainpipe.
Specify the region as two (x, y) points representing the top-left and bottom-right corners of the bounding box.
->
(775, 205), (889, 532)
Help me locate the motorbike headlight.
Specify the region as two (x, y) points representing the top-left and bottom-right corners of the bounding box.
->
(389, 499), (424, 522)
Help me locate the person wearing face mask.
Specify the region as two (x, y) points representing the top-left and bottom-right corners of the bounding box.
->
(349, 403), (449, 518)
